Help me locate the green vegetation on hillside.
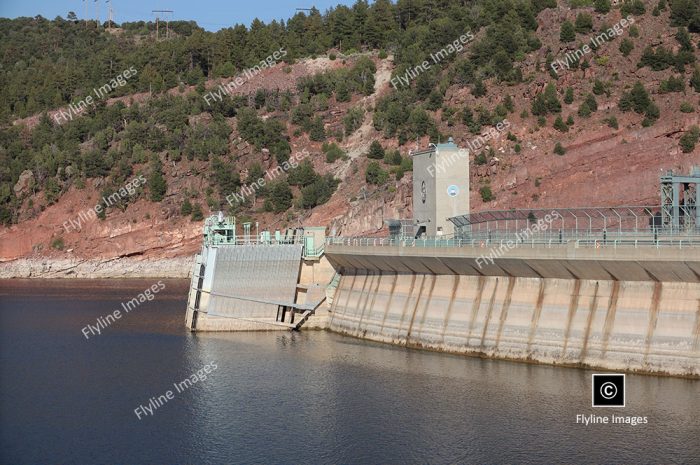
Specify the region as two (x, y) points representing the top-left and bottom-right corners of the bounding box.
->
(1, 0), (699, 227)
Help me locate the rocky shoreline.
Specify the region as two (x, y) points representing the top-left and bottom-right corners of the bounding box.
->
(0, 257), (195, 279)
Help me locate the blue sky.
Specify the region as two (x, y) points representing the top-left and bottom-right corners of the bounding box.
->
(0, 0), (358, 31)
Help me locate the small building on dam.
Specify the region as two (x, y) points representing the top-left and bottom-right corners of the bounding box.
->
(411, 138), (470, 237)
(185, 144), (700, 378)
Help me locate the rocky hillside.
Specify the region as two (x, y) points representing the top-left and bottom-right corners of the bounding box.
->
(1, 0), (700, 263)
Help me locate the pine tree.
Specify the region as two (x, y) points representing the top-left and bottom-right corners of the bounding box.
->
(605, 116), (619, 129)
(531, 94), (548, 116)
(265, 180), (293, 213)
(190, 203), (204, 221)
(585, 93), (598, 112)
(679, 126), (700, 153)
(642, 102), (660, 127)
(578, 102), (592, 118)
(365, 161), (388, 185)
(553, 142), (567, 155)
(503, 95), (515, 113)
(181, 198), (193, 216)
(564, 87), (574, 104)
(335, 80), (350, 102)
(630, 82), (651, 113)
(619, 38), (634, 57)
(367, 140), (385, 159)
(553, 116), (569, 132)
(148, 156), (167, 202)
(288, 160), (318, 187)
(593, 80), (606, 96)
(543, 83), (561, 113)
(691, 66), (700, 92)
(575, 13), (593, 33)
(595, 0), (611, 13)
(472, 79), (487, 97)
(309, 116), (326, 142)
(560, 21), (576, 43)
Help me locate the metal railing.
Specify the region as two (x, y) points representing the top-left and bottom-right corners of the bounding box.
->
(303, 244), (325, 259)
(449, 206), (699, 233)
(326, 228), (700, 249)
(206, 234), (304, 247)
(204, 233), (329, 260)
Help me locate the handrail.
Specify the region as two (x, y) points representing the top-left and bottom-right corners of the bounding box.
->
(324, 229), (700, 249)
(206, 235), (305, 246)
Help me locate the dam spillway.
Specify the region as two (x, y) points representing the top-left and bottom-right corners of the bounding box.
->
(323, 241), (700, 377)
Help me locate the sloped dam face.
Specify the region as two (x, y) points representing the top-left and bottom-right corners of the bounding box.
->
(325, 245), (700, 378)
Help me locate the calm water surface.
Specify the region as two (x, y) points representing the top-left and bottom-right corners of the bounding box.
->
(0, 279), (698, 464)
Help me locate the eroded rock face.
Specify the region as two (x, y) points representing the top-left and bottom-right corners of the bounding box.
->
(0, 257), (194, 278)
(13, 170), (35, 197)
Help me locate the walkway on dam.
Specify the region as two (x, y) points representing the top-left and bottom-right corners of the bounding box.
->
(325, 234), (700, 283)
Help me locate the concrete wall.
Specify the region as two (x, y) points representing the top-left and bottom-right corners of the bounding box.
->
(325, 245), (700, 377)
(299, 255), (336, 291)
(433, 147), (469, 236)
(328, 271), (700, 377)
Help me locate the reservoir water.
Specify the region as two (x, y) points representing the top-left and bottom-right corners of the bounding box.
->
(1, 279), (698, 464)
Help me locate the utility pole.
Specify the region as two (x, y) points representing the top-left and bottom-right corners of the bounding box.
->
(152, 10), (174, 41)
(106, 0), (113, 30)
(83, 0), (88, 29)
(94, 0), (99, 28)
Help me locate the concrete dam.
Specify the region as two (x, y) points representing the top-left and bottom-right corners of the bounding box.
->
(324, 242), (700, 378)
(185, 144), (700, 378)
